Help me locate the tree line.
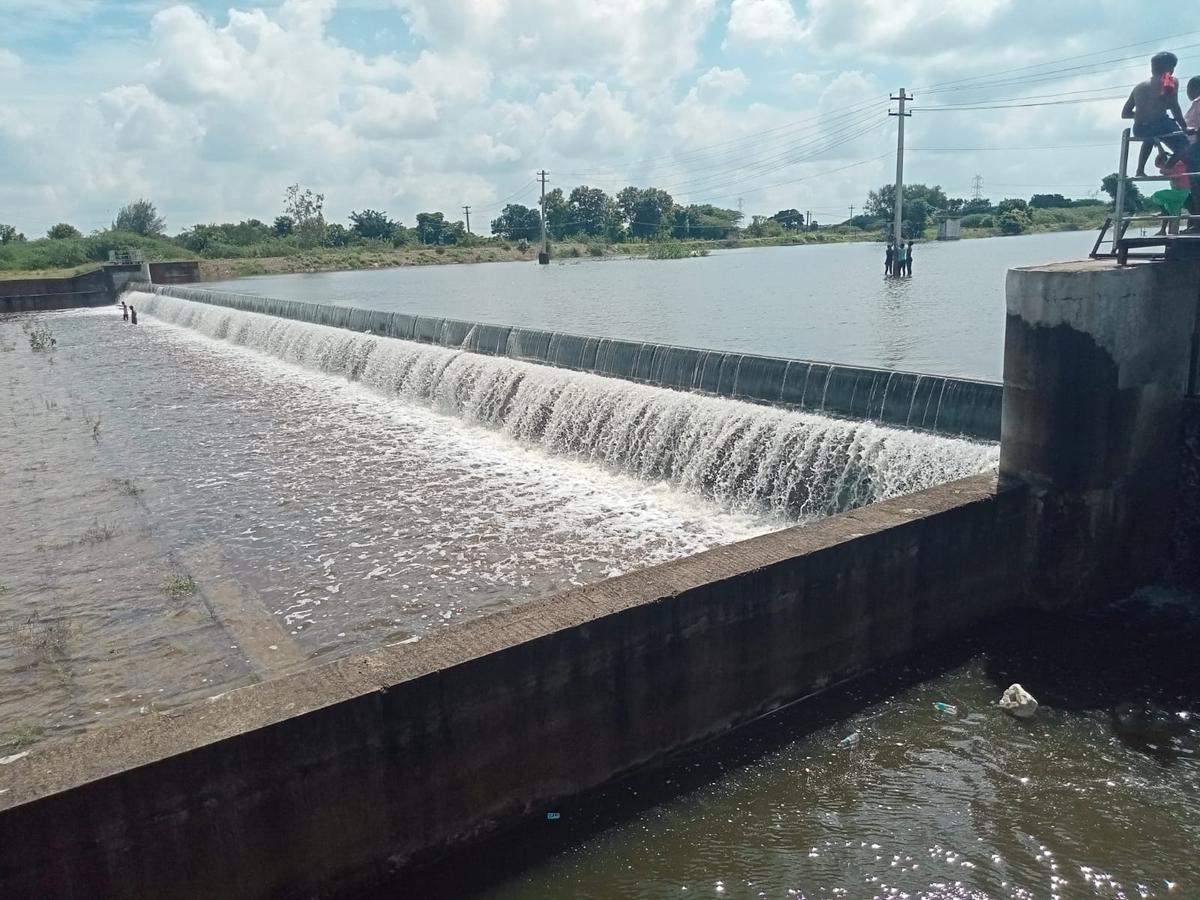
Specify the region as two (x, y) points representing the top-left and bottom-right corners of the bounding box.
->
(2, 176), (1120, 266)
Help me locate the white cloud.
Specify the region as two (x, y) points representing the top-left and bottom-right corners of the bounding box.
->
(395, 0), (718, 86)
(725, 0), (804, 48)
(695, 67), (749, 103)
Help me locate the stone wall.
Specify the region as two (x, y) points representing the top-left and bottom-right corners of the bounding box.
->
(0, 474), (1028, 899)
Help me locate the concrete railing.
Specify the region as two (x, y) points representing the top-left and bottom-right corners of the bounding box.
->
(131, 283), (1003, 441)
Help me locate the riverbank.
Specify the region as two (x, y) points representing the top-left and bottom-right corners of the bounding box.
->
(0, 214), (1109, 282)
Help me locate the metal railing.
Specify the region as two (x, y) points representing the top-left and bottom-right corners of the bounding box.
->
(1112, 127), (1199, 244)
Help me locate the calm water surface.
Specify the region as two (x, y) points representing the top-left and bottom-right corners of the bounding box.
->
(210, 232), (1094, 381)
(445, 593), (1200, 900)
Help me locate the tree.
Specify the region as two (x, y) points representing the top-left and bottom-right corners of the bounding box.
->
(414, 211), (464, 244)
(542, 188), (572, 239)
(863, 184), (949, 222)
(997, 212), (1028, 235)
(1029, 193), (1071, 209)
(113, 199), (166, 236)
(962, 198), (992, 214)
(616, 186), (674, 238)
(283, 184), (326, 247)
(349, 209), (398, 241)
(490, 204), (542, 240)
(770, 209), (805, 230)
(0, 224), (26, 244)
(567, 186), (616, 237)
(1101, 173), (1144, 211)
(744, 215), (785, 238)
(46, 223), (82, 240)
(673, 204), (741, 239)
(996, 198), (1029, 215)
(273, 215), (294, 236)
(324, 223), (351, 247)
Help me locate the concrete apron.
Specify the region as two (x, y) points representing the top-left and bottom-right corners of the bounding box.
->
(0, 473), (1029, 899)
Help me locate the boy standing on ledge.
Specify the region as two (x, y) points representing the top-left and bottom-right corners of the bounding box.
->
(1122, 51), (1189, 176)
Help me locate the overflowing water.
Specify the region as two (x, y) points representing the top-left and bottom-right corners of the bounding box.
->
(130, 291), (997, 520)
(0, 304), (994, 752)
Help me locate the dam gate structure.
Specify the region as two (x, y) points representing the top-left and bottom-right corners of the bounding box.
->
(1, 254), (1198, 898)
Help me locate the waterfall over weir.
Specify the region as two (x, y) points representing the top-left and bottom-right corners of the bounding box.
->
(138, 284), (1003, 441)
(131, 290), (997, 521)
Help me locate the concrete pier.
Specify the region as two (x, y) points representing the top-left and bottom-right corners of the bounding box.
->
(1002, 258), (1200, 607)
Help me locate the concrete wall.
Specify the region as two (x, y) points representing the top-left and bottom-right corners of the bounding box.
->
(138, 284), (1003, 441)
(0, 270), (113, 313)
(0, 473), (1027, 899)
(1002, 258), (1200, 608)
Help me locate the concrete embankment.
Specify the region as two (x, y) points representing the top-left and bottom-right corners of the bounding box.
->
(135, 283), (1003, 440)
(0, 473), (1028, 899)
(1, 262), (200, 313)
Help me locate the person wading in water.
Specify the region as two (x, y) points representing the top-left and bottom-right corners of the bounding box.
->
(893, 239), (907, 277)
(884, 240), (894, 275)
(906, 241), (915, 276)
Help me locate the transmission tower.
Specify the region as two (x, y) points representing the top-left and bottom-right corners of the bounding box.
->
(971, 175), (984, 201)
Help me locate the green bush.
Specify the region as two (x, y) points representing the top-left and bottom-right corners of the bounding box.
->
(961, 214), (993, 228)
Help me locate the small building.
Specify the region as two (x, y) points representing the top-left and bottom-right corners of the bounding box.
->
(936, 214), (963, 241)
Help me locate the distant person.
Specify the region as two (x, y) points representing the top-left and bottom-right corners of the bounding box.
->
(905, 241), (915, 276)
(884, 241), (895, 275)
(893, 239), (907, 276)
(1187, 75), (1200, 136)
(120, 300), (128, 321)
(1122, 51), (1189, 176)
(130, 306), (138, 325)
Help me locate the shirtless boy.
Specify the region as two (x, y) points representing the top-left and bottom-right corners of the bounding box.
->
(1122, 51), (1189, 176)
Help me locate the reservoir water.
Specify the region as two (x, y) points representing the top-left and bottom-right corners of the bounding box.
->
(208, 232), (1095, 381)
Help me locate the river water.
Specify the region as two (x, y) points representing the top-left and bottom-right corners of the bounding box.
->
(434, 592), (1200, 900)
(208, 232), (1094, 381)
(0, 305), (991, 751)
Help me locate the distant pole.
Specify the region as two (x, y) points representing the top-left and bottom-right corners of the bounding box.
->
(685, 215), (691, 238)
(463, 205), (471, 234)
(889, 88), (911, 244)
(806, 209), (812, 231)
(848, 204), (855, 222)
(537, 170), (550, 264)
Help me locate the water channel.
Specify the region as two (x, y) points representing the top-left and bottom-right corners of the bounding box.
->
(209, 231), (1095, 381)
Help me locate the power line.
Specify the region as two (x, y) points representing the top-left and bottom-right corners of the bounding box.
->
(914, 95), (1125, 111)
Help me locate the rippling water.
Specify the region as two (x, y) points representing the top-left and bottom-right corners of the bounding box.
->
(0, 308), (992, 750)
(442, 592), (1200, 900)
(208, 232), (1095, 380)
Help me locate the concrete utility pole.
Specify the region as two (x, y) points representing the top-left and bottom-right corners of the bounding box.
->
(848, 204), (855, 222)
(462, 205), (471, 235)
(537, 170), (550, 264)
(889, 88), (911, 244)
(806, 209), (812, 231)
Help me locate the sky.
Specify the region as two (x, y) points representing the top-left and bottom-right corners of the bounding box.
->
(1, 0), (1197, 236)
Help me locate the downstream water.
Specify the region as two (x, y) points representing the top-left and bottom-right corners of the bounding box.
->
(0, 305), (991, 750)
(432, 592), (1200, 900)
(208, 232), (1094, 381)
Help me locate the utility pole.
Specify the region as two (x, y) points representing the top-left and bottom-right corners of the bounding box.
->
(889, 88), (911, 244)
(806, 209), (812, 232)
(971, 174), (984, 201)
(848, 204), (855, 222)
(462, 205), (471, 235)
(685, 215), (691, 238)
(537, 170), (550, 264)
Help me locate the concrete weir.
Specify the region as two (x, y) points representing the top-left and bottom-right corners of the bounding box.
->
(136, 283), (1003, 440)
(1, 256), (1197, 898)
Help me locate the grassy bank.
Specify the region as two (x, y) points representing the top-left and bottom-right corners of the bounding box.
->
(1, 210), (1109, 282)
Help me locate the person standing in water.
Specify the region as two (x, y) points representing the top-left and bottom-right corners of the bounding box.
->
(905, 241), (915, 276)
(120, 300), (128, 321)
(884, 240), (895, 275)
(130, 306), (138, 325)
(893, 239), (907, 277)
